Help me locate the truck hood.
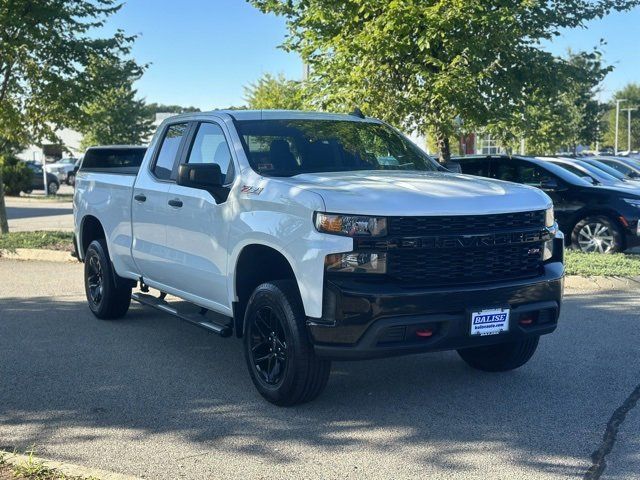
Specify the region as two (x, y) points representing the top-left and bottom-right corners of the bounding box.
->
(287, 171), (552, 216)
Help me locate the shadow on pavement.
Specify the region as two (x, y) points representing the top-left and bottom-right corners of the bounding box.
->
(6, 205), (73, 220)
(0, 291), (638, 478)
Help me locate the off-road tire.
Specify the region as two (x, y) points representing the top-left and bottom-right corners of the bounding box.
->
(243, 280), (331, 406)
(84, 239), (131, 319)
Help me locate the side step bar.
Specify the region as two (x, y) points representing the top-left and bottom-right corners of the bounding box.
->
(131, 292), (233, 337)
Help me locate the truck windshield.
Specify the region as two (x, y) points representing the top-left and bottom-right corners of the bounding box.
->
(235, 119), (439, 177)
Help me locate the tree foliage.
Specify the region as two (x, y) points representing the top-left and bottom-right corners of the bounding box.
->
(505, 50), (610, 155)
(0, 0), (135, 233)
(244, 73), (309, 110)
(602, 83), (640, 151)
(147, 103), (201, 114)
(78, 56), (154, 148)
(249, 0), (639, 162)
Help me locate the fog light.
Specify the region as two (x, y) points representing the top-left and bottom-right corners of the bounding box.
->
(325, 252), (387, 274)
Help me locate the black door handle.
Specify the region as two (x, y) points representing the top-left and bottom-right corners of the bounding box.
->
(168, 198), (183, 208)
(134, 194), (146, 202)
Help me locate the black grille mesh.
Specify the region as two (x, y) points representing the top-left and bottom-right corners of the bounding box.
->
(388, 245), (542, 286)
(386, 211), (546, 287)
(389, 210), (546, 236)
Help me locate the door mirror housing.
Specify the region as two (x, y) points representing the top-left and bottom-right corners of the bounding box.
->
(177, 163), (229, 202)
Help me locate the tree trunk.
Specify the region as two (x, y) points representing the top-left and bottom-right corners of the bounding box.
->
(0, 168), (9, 234)
(435, 131), (451, 165)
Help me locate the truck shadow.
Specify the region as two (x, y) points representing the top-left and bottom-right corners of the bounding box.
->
(0, 290), (638, 478)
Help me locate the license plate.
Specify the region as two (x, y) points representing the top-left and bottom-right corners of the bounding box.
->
(470, 308), (510, 336)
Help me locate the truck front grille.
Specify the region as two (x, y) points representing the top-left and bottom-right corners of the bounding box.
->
(389, 210), (545, 236)
(384, 211), (546, 287)
(387, 244), (543, 286)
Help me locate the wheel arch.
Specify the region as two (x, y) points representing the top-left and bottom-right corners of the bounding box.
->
(79, 215), (106, 259)
(232, 243), (300, 338)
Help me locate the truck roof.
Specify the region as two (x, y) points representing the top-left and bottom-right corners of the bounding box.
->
(165, 109), (381, 123)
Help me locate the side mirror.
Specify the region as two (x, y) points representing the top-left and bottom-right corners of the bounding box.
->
(178, 163), (223, 189)
(539, 177), (559, 191)
(177, 163), (229, 203)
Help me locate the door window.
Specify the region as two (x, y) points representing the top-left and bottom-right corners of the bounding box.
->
(153, 123), (188, 180)
(187, 123), (235, 184)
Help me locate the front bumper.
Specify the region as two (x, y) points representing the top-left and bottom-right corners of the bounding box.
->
(309, 261), (564, 360)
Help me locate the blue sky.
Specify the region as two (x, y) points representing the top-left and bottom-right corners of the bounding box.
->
(103, 1), (640, 110)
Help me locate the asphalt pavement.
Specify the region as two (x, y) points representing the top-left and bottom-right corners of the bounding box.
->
(5, 186), (74, 232)
(0, 259), (639, 480)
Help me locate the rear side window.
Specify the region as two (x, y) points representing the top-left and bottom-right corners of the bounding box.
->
(153, 123), (188, 180)
(460, 158), (490, 177)
(81, 148), (147, 173)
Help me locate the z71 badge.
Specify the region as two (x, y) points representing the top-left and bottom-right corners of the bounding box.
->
(241, 185), (264, 195)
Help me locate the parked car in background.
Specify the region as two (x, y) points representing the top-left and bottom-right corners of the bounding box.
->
(457, 155), (640, 253)
(581, 158), (640, 184)
(45, 157), (77, 184)
(66, 158), (83, 186)
(538, 157), (640, 190)
(24, 161), (61, 195)
(74, 111), (564, 405)
(591, 157), (640, 179)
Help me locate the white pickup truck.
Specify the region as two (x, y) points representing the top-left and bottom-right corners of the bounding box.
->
(73, 110), (565, 405)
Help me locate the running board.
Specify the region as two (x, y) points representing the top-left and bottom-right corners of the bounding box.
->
(131, 292), (232, 337)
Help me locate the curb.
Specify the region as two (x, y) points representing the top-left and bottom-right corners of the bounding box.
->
(1, 450), (141, 480)
(565, 275), (640, 291)
(0, 248), (76, 263)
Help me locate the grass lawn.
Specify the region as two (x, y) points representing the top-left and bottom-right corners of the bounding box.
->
(565, 250), (640, 277)
(0, 450), (94, 480)
(0, 231), (74, 252)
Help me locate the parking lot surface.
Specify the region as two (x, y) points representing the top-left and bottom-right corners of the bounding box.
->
(5, 190), (74, 232)
(0, 260), (639, 480)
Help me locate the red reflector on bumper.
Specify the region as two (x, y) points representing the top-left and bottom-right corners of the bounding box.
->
(416, 328), (434, 338)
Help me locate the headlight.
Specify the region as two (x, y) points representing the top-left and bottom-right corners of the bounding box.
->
(545, 206), (555, 228)
(315, 213), (387, 237)
(623, 198), (640, 208)
(325, 252), (387, 274)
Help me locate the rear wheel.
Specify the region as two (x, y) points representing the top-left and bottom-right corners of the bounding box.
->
(84, 239), (131, 319)
(243, 280), (331, 406)
(47, 181), (59, 195)
(572, 215), (624, 253)
(457, 337), (539, 372)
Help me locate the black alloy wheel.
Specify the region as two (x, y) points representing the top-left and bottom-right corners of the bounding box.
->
(249, 305), (289, 386)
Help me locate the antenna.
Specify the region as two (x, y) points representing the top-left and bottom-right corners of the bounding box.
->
(349, 107), (365, 119)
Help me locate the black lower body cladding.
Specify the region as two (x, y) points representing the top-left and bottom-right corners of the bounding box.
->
(309, 262), (564, 360)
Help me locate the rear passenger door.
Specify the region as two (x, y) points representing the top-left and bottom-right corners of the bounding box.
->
(131, 122), (191, 287)
(163, 121), (237, 314)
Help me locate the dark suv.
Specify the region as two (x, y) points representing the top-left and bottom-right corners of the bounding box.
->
(457, 155), (640, 253)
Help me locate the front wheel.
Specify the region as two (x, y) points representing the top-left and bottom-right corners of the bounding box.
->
(243, 280), (331, 406)
(457, 337), (539, 372)
(67, 173), (75, 186)
(84, 239), (131, 319)
(571, 215), (624, 253)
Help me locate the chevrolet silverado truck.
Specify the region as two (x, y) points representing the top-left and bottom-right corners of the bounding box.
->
(73, 110), (565, 406)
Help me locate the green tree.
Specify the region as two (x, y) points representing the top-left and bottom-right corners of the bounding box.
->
(147, 103), (201, 114)
(0, 0), (135, 234)
(78, 56), (154, 148)
(603, 83), (640, 151)
(244, 73), (309, 110)
(510, 50), (610, 155)
(249, 0), (638, 164)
